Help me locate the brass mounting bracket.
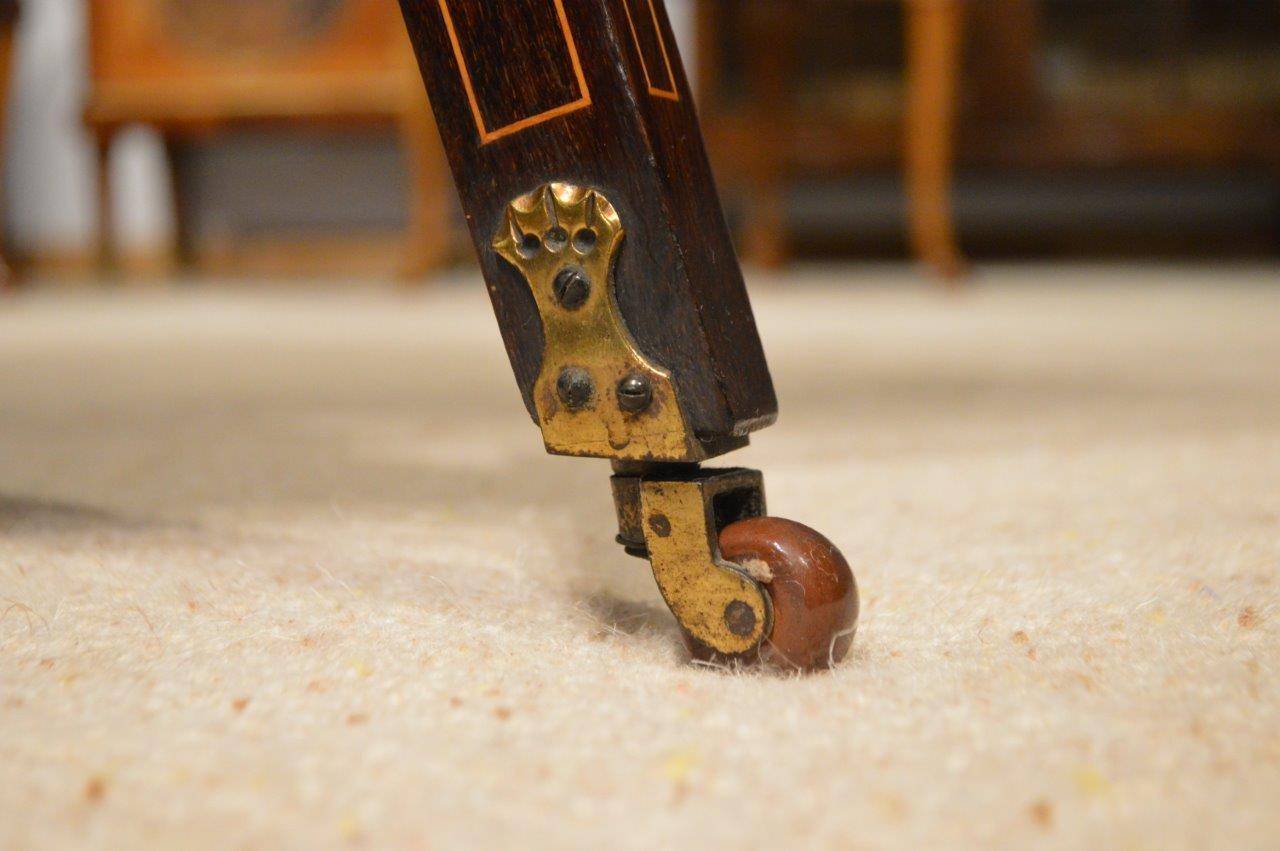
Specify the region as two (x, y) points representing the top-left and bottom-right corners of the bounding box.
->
(493, 182), (711, 463)
(495, 185), (771, 657)
(611, 466), (772, 657)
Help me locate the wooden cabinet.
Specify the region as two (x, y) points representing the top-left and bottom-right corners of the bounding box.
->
(85, 0), (454, 278)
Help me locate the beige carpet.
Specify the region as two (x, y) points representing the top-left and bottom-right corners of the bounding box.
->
(2, 266), (1277, 849)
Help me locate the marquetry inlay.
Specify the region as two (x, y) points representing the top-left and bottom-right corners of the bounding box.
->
(621, 0), (678, 101)
(437, 0), (591, 145)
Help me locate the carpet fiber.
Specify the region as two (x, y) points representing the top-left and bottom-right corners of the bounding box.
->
(2, 266), (1277, 849)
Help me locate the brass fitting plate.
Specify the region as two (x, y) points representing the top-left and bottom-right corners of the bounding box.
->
(621, 467), (771, 657)
(493, 183), (702, 462)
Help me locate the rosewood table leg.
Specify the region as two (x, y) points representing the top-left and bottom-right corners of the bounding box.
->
(396, 0), (858, 670)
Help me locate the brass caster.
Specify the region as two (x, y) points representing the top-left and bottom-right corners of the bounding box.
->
(612, 466), (859, 672)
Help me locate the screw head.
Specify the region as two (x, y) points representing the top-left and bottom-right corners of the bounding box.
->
(616, 373), (653, 413)
(553, 268), (591, 310)
(723, 600), (757, 637)
(556, 366), (594, 410)
(544, 227), (569, 252)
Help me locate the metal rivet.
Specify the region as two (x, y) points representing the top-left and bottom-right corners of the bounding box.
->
(553, 268), (591, 310)
(616, 373), (652, 413)
(544, 227), (569, 252)
(572, 228), (597, 254)
(724, 600), (757, 637)
(556, 366), (594, 410)
(517, 232), (541, 258)
(647, 513), (671, 538)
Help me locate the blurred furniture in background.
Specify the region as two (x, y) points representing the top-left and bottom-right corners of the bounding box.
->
(84, 0), (453, 280)
(697, 0), (1280, 272)
(903, 0), (963, 281)
(0, 0), (17, 289)
(697, 0), (964, 279)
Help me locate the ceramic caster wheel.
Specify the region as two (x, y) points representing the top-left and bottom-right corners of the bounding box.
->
(716, 517), (859, 671)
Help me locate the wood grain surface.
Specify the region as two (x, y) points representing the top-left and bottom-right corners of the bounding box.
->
(397, 0), (776, 445)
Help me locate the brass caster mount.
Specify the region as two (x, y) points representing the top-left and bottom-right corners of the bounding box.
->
(611, 463), (858, 670)
(611, 464), (772, 661)
(495, 184), (858, 671)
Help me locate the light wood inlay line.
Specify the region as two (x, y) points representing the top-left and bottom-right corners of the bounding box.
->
(622, 0), (679, 101)
(437, 0), (592, 144)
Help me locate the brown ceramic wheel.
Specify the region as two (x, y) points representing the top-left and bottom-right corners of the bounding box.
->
(716, 517), (859, 671)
